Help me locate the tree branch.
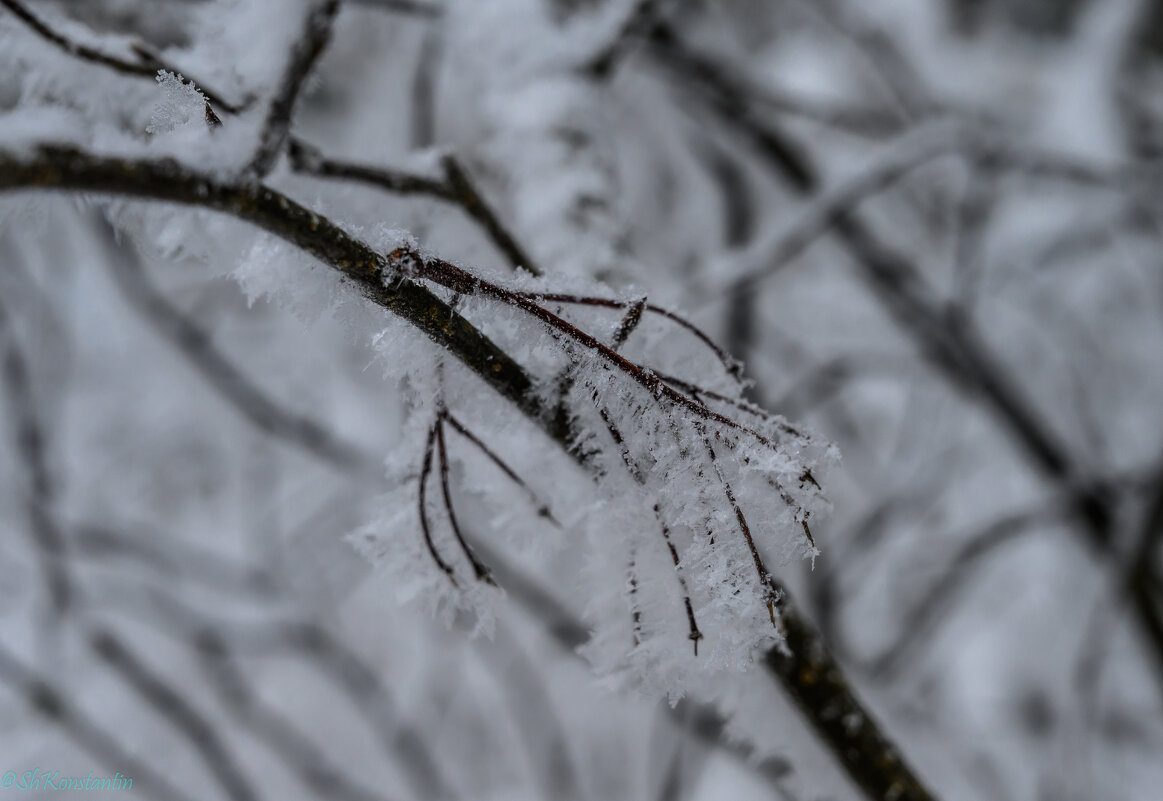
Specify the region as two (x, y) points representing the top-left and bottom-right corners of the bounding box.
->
(247, 0), (342, 176)
(100, 225), (377, 472)
(0, 641), (200, 801)
(88, 628), (262, 801)
(0, 294), (70, 616)
(0, 0), (243, 113)
(289, 139), (544, 275)
(0, 145), (576, 451)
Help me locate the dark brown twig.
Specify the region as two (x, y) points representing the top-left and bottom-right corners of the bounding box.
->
(436, 419), (495, 584)
(288, 138), (451, 196)
(403, 249), (781, 451)
(418, 420), (458, 585)
(289, 139), (544, 276)
(0, 0), (242, 113)
(0, 295), (69, 615)
(595, 404), (703, 653)
(440, 154), (542, 276)
(513, 290), (742, 381)
(441, 411), (560, 525)
(698, 425), (780, 626)
(247, 0), (342, 176)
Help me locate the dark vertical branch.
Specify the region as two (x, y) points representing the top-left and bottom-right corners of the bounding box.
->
(418, 420), (459, 585)
(702, 144), (761, 404)
(100, 228), (375, 472)
(409, 28), (441, 149)
(765, 590), (939, 801)
(440, 155), (543, 276)
(436, 419), (495, 584)
(88, 629), (262, 801)
(0, 642), (200, 801)
(0, 295), (69, 616)
(247, 0), (342, 176)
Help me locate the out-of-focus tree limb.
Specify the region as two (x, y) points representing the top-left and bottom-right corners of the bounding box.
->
(0, 0), (244, 113)
(87, 628), (262, 801)
(99, 223), (379, 473)
(646, 14), (1163, 638)
(289, 139), (544, 275)
(0, 294), (70, 616)
(94, 577), (457, 801)
(0, 641), (200, 801)
(246, 0), (341, 176)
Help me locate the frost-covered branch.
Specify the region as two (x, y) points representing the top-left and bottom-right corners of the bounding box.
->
(0, 0), (243, 114)
(289, 138), (545, 275)
(247, 0), (341, 176)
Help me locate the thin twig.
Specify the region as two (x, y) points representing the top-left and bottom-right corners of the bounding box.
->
(441, 411), (560, 525)
(289, 139), (544, 276)
(88, 628), (261, 801)
(288, 138), (452, 196)
(698, 424), (780, 626)
(440, 154), (542, 276)
(418, 420), (458, 584)
(436, 418), (495, 584)
(595, 404), (703, 652)
(247, 0), (342, 176)
(512, 290), (742, 381)
(0, 0), (242, 113)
